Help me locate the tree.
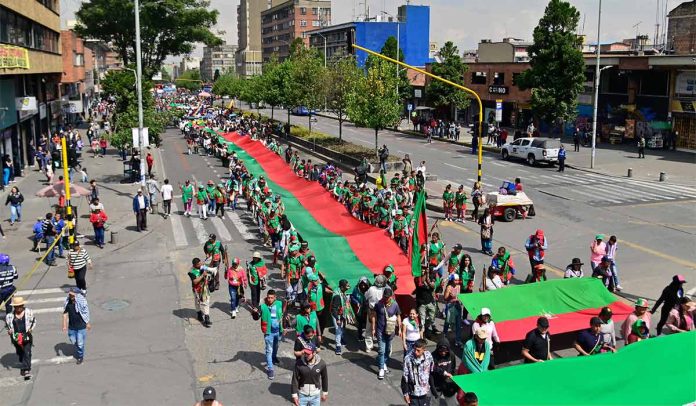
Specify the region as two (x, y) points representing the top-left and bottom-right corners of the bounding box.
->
(260, 58), (292, 120)
(239, 75), (264, 114)
(285, 48), (326, 135)
(175, 69), (202, 91)
(158, 68), (172, 82)
(213, 73), (243, 98)
(425, 41), (470, 118)
(378, 36), (412, 103)
(517, 0), (585, 128)
(347, 59), (401, 154)
(325, 57), (361, 140)
(74, 0), (221, 76)
(213, 69), (221, 82)
(101, 69), (165, 147)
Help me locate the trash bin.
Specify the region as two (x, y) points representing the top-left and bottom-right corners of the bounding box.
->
(110, 230), (118, 245)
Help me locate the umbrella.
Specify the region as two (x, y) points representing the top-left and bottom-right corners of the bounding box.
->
(36, 182), (91, 198)
(198, 91), (211, 98)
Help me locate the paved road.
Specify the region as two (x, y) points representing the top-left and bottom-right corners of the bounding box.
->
(243, 107), (696, 304)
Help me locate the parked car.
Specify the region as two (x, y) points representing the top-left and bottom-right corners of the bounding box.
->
(501, 137), (561, 166)
(291, 106), (315, 116)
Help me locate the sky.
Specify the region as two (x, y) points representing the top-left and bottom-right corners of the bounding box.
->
(61, 0), (679, 59)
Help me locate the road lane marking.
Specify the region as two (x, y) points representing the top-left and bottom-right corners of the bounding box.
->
(170, 203), (189, 247)
(226, 211), (255, 241)
(16, 288), (67, 296)
(620, 240), (696, 270)
(190, 217), (209, 245)
(32, 356), (75, 365)
(443, 162), (463, 170)
(25, 297), (65, 305)
(211, 216), (233, 242)
(31, 307), (65, 314)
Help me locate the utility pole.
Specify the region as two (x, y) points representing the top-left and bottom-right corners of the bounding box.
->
(591, 0), (602, 169)
(134, 0), (146, 186)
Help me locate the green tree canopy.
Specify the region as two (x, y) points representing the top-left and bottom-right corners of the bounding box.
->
(517, 0), (585, 125)
(212, 73), (243, 98)
(325, 57), (361, 140)
(377, 36), (412, 102)
(74, 0), (221, 76)
(260, 58), (293, 119)
(284, 48), (326, 130)
(425, 41), (470, 117)
(347, 59), (401, 153)
(101, 69), (165, 147)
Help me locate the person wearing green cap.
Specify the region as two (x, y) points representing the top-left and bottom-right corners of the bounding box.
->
(206, 181), (217, 214)
(383, 264), (398, 292)
(195, 185), (209, 220)
(213, 184), (226, 218)
(284, 245), (303, 302)
(620, 298), (652, 341)
(626, 319), (650, 345)
(590, 234), (606, 271)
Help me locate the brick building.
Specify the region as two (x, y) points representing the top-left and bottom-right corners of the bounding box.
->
(667, 1), (696, 54)
(261, 0), (331, 62)
(60, 29), (94, 124)
(1, 0), (63, 175)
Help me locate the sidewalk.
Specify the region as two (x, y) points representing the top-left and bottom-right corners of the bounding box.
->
(0, 133), (194, 404)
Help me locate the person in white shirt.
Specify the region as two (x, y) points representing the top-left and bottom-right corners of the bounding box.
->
(363, 275), (387, 352)
(472, 307), (501, 369)
(161, 178), (174, 218)
(483, 267), (503, 291)
(416, 161), (426, 176)
(401, 308), (424, 357)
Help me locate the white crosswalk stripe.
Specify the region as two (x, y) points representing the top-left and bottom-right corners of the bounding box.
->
(170, 203), (189, 247)
(211, 216), (233, 242)
(533, 170), (696, 205)
(226, 211), (256, 241)
(190, 217), (209, 245)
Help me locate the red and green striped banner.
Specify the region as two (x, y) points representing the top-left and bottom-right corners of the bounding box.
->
(408, 191), (427, 278)
(220, 132), (414, 295)
(453, 331), (696, 405)
(458, 278), (634, 342)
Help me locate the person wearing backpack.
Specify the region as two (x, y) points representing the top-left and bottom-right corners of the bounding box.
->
(371, 287), (401, 380)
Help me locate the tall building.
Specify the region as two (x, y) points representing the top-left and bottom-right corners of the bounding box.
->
(60, 30), (95, 125)
(261, 0), (331, 62)
(667, 1), (696, 54)
(200, 44), (237, 81)
(1, 0), (62, 175)
(179, 56), (201, 73)
(307, 4), (430, 68)
(237, 0), (284, 77)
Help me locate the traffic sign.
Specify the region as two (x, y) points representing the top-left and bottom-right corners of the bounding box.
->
(495, 99), (503, 122)
(407, 103), (413, 111)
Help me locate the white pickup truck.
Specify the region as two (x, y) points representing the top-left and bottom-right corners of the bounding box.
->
(500, 137), (561, 166)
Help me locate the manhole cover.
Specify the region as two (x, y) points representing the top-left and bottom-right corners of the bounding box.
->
(101, 299), (130, 311)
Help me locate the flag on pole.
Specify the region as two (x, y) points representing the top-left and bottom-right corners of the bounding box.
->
(408, 191), (427, 277)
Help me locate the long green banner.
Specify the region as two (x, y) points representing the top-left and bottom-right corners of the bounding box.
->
(453, 331), (696, 405)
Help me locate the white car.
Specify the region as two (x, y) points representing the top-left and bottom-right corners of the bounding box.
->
(501, 137), (561, 166)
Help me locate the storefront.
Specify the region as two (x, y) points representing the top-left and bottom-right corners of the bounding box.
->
(670, 71), (696, 150)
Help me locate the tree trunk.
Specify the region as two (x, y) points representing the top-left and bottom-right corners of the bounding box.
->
(271, 106), (274, 120)
(287, 109), (291, 127)
(338, 116), (343, 141)
(374, 127), (379, 158)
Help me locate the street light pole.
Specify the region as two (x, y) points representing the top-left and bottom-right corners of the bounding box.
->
(591, 0), (602, 169)
(134, 0), (145, 186)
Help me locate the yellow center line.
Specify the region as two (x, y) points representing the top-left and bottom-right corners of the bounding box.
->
(620, 239), (696, 270)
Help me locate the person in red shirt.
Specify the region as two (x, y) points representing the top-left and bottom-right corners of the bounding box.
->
(98, 137), (108, 157)
(225, 258), (247, 319)
(146, 153), (154, 177)
(514, 178), (523, 192)
(89, 207), (108, 248)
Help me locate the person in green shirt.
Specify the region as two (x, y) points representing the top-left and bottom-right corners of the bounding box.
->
(428, 232), (445, 270)
(259, 289), (284, 380)
(390, 210), (409, 252)
(248, 251), (267, 307)
(455, 185), (468, 223)
(330, 279), (353, 355)
(195, 185), (208, 220)
(188, 257), (215, 327)
(180, 179), (194, 217)
(206, 180), (217, 214)
(459, 254), (476, 293)
(442, 184), (455, 221)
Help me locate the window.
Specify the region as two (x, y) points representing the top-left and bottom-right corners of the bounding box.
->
(312, 7), (317, 15)
(0, 7), (59, 53)
(519, 139), (531, 147)
(471, 72), (487, 85)
(492, 72), (505, 85)
(512, 73), (521, 87)
(300, 20), (307, 27)
(312, 20), (320, 27)
(74, 53), (84, 66)
(300, 7), (306, 15)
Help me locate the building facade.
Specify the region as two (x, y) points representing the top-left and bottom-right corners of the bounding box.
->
(667, 1), (696, 54)
(60, 30), (94, 125)
(200, 44), (237, 81)
(179, 56), (201, 74)
(260, 0), (331, 62)
(307, 5), (430, 68)
(1, 0), (63, 175)
(237, 0), (284, 77)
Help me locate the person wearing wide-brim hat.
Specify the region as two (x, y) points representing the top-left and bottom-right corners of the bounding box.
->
(564, 258), (585, 278)
(5, 296), (36, 379)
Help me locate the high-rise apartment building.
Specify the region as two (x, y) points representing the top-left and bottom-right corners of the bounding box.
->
(201, 44), (237, 81)
(236, 0), (286, 77)
(261, 0), (331, 62)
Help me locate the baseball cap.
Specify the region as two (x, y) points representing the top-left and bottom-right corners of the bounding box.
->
(481, 307), (491, 316)
(537, 317), (550, 328)
(673, 275), (687, 283)
(595, 234), (605, 240)
(252, 251), (262, 259)
(475, 329), (488, 339)
(635, 298), (649, 308)
(599, 307), (612, 317)
(601, 255), (611, 263)
(590, 316), (603, 326)
(453, 243), (463, 250)
(202, 386), (216, 401)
